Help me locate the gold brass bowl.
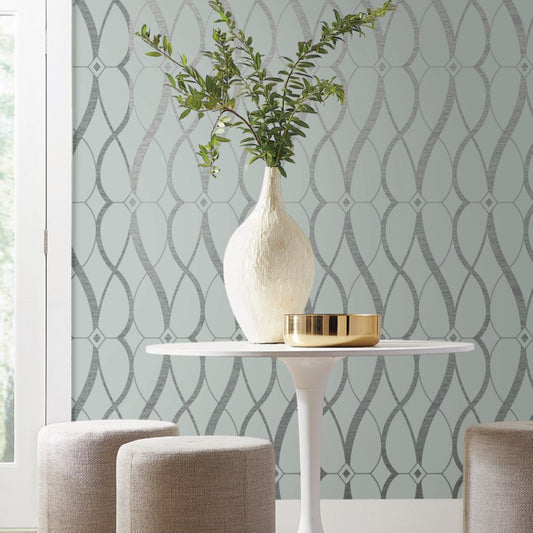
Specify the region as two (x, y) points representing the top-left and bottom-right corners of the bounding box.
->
(284, 314), (381, 347)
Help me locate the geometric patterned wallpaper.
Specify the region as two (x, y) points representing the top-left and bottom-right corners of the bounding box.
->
(72, 0), (533, 498)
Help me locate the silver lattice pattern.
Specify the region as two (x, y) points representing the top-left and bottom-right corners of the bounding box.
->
(72, 0), (533, 498)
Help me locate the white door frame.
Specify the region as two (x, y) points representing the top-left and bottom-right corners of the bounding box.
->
(45, 0), (72, 425)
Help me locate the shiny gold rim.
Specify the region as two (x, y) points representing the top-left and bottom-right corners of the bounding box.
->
(284, 314), (381, 347)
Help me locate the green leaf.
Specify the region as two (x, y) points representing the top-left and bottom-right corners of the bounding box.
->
(146, 51), (162, 57)
(180, 108), (191, 119)
(199, 148), (210, 164)
(166, 73), (176, 88)
(246, 154), (262, 166)
(292, 117), (309, 128)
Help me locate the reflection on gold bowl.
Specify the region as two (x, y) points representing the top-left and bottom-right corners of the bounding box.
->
(284, 314), (381, 347)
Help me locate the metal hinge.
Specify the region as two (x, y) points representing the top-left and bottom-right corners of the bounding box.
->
(44, 228), (48, 255)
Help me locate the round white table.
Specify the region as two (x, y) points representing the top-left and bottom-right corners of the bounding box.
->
(147, 340), (475, 533)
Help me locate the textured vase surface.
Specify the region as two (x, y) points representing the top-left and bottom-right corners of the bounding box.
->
(223, 166), (315, 343)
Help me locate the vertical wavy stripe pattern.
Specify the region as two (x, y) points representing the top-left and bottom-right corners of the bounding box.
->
(72, 0), (533, 498)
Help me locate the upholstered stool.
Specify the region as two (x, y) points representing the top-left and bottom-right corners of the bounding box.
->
(116, 435), (275, 533)
(464, 421), (533, 532)
(38, 419), (178, 533)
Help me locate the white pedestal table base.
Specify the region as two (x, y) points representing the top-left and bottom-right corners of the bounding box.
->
(279, 356), (344, 533)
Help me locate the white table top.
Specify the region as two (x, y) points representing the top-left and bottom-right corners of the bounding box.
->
(146, 339), (475, 358)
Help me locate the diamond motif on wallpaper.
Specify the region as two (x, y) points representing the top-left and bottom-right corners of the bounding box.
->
(338, 192), (355, 213)
(89, 57), (105, 78)
(160, 328), (177, 344)
(196, 192), (212, 213)
(480, 53), (500, 81)
(381, 328), (390, 340)
(443, 187), (462, 217)
(409, 52), (428, 81)
(410, 192), (426, 213)
(275, 465), (284, 484)
(371, 186), (392, 219)
(85, 187), (106, 219)
(481, 192), (496, 213)
(338, 463), (355, 484)
(124, 192), (140, 213)
(445, 57), (462, 77)
(446, 328), (461, 343)
(158, 191), (180, 218)
(409, 464), (426, 483)
(89, 328), (105, 348)
(232, 328), (245, 342)
(518, 57), (532, 77)
(300, 187), (320, 218)
(518, 328), (532, 348)
(480, 322), (500, 352)
(162, 60), (176, 74)
(374, 57), (391, 77)
(371, 458), (394, 489)
(514, 188), (532, 219)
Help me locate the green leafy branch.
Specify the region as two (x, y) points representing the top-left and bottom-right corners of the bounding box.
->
(137, 0), (395, 177)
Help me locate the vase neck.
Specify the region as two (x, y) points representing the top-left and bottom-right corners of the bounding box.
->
(258, 166), (284, 211)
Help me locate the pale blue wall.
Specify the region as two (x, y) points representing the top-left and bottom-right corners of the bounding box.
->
(72, 0), (533, 498)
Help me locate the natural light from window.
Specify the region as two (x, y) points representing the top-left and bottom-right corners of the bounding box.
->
(0, 14), (15, 463)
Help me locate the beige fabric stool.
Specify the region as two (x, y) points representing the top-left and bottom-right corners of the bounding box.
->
(116, 435), (275, 533)
(38, 419), (178, 533)
(464, 421), (533, 532)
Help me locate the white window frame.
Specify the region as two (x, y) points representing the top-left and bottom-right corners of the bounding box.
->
(0, 0), (46, 526)
(0, 0), (71, 526)
(0, 0), (72, 529)
(45, 0), (72, 424)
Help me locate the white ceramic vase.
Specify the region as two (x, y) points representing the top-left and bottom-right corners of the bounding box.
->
(223, 166), (315, 343)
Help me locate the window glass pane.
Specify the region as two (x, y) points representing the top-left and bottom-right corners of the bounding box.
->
(0, 15), (15, 464)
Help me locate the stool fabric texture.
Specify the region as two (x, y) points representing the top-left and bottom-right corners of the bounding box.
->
(116, 435), (275, 533)
(38, 419), (178, 533)
(464, 421), (533, 533)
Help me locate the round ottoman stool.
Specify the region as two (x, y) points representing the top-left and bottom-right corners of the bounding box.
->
(116, 435), (275, 533)
(38, 419), (178, 533)
(464, 421), (533, 532)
